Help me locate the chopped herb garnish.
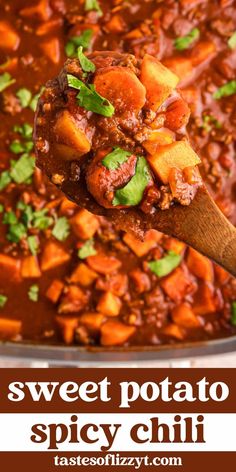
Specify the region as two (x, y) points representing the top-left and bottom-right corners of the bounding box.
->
(16, 88), (32, 108)
(78, 238), (97, 259)
(0, 72), (15, 92)
(0, 171), (11, 191)
(102, 148), (132, 170)
(213, 80), (236, 99)
(13, 123), (33, 139)
(27, 235), (39, 256)
(30, 90), (42, 112)
(85, 0), (103, 16)
(67, 73), (115, 117)
(231, 302), (236, 326)
(0, 294), (7, 308)
(3, 210), (27, 243)
(148, 251), (182, 278)
(77, 46), (96, 73)
(0, 204), (4, 213)
(28, 284), (39, 302)
(17, 201), (34, 228)
(200, 114), (222, 132)
(10, 154), (35, 184)
(174, 27), (200, 51)
(65, 29), (93, 57)
(10, 139), (33, 154)
(113, 156), (150, 207)
(52, 217), (70, 242)
(228, 31), (236, 50)
(33, 209), (53, 230)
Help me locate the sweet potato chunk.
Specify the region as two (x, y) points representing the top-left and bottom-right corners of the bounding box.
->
(97, 291), (122, 317)
(87, 255), (121, 274)
(164, 238), (186, 255)
(70, 209), (99, 240)
(100, 320), (136, 346)
(0, 318), (22, 340)
(187, 248), (214, 282)
(0, 254), (21, 282)
(130, 269), (151, 293)
(20, 0), (52, 21)
(54, 111), (91, 157)
(123, 230), (162, 257)
(69, 263), (98, 287)
(141, 54), (179, 111)
(147, 141), (201, 184)
(193, 283), (216, 316)
(60, 198), (77, 216)
(214, 266), (230, 285)
(80, 312), (105, 331)
(190, 41), (216, 66)
(165, 98), (190, 131)
(163, 57), (193, 81)
(162, 323), (185, 340)
(40, 38), (60, 65)
(94, 66), (146, 113)
(56, 316), (79, 345)
(172, 304), (201, 328)
(161, 267), (191, 303)
(41, 241), (70, 271)
(59, 285), (87, 314)
(21, 256), (41, 278)
(36, 18), (63, 36)
(46, 279), (64, 303)
(143, 130), (174, 155)
(0, 21), (20, 51)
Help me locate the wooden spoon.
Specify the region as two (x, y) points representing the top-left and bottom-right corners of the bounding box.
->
(61, 178), (236, 277)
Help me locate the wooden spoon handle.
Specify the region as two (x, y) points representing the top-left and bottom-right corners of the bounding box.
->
(164, 187), (236, 277)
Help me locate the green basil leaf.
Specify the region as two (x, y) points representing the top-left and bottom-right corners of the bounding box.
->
(228, 31), (236, 50)
(27, 235), (39, 256)
(28, 284), (39, 302)
(148, 251), (182, 278)
(102, 148), (132, 170)
(213, 80), (236, 99)
(78, 238), (97, 259)
(231, 302), (236, 326)
(52, 217), (70, 241)
(113, 156), (150, 206)
(16, 88), (32, 108)
(85, 0), (103, 16)
(10, 154), (35, 184)
(0, 72), (15, 92)
(174, 28), (200, 51)
(67, 73), (115, 117)
(77, 46), (96, 73)
(0, 294), (7, 308)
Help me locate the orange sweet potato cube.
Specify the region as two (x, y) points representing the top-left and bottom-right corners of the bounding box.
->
(193, 283), (216, 316)
(56, 316), (79, 345)
(143, 130), (174, 155)
(69, 263), (98, 287)
(54, 111), (91, 156)
(100, 320), (136, 346)
(187, 248), (214, 282)
(163, 57), (193, 81)
(59, 285), (87, 314)
(40, 38), (60, 64)
(141, 54), (179, 110)
(0, 318), (22, 339)
(46, 279), (64, 303)
(123, 229), (162, 257)
(21, 256), (41, 278)
(79, 312), (105, 331)
(161, 267), (191, 303)
(97, 291), (122, 317)
(172, 303), (201, 328)
(190, 41), (216, 66)
(0, 21), (20, 50)
(0, 254), (21, 282)
(41, 241), (70, 271)
(70, 209), (99, 240)
(162, 323), (185, 340)
(147, 141), (201, 184)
